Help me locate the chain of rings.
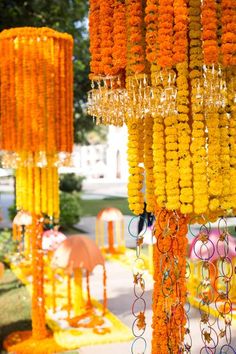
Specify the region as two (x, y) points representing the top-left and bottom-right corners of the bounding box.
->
(129, 216), (147, 354)
(189, 215), (234, 354)
(154, 209), (192, 353)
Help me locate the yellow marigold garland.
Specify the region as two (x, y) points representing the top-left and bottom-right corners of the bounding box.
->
(144, 115), (155, 212)
(15, 154), (60, 220)
(163, 70), (180, 211)
(228, 67), (236, 210)
(176, 63), (193, 214)
(127, 118), (144, 215)
(189, 0), (208, 215)
(151, 66), (166, 207)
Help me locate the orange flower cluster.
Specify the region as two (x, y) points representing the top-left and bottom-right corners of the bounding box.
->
(89, 0), (101, 76)
(31, 217), (47, 340)
(100, 0), (115, 76)
(201, 0), (219, 64)
(173, 0), (188, 63)
(145, 0), (159, 64)
(0, 27), (73, 154)
(113, 0), (127, 74)
(15, 154), (60, 221)
(157, 0), (174, 68)
(126, 0), (147, 75)
(3, 331), (64, 354)
(221, 0), (236, 66)
(152, 209), (188, 354)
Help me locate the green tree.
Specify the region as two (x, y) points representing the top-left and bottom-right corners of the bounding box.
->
(0, 0), (101, 144)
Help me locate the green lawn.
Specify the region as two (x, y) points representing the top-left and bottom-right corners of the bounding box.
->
(0, 268), (31, 351)
(80, 196), (132, 217)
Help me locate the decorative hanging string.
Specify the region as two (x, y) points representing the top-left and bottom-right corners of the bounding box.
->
(129, 216), (147, 354)
(152, 209), (188, 354)
(189, 215), (235, 353)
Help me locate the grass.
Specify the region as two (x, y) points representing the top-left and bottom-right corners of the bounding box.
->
(80, 196), (132, 217)
(0, 268), (31, 351)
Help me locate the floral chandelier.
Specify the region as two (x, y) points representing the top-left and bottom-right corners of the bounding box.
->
(88, 1), (236, 353)
(0, 27), (74, 346)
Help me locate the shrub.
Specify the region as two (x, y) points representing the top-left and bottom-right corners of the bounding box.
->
(8, 204), (17, 222)
(59, 173), (85, 193)
(59, 192), (82, 228)
(0, 229), (18, 264)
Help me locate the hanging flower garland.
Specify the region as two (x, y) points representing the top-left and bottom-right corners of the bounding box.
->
(157, 0), (174, 68)
(144, 115), (155, 213)
(152, 209), (188, 354)
(15, 154), (60, 221)
(89, 0), (101, 76)
(126, 0), (147, 76)
(145, 0), (159, 64)
(127, 118), (144, 215)
(0, 27), (73, 160)
(221, 0), (236, 66)
(201, 0), (219, 64)
(113, 0), (127, 75)
(100, 0), (114, 76)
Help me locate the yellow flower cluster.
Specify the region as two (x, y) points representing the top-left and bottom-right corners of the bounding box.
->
(189, 0), (208, 215)
(151, 66), (166, 208)
(176, 63), (193, 214)
(228, 67), (236, 211)
(16, 153), (59, 220)
(206, 109), (222, 212)
(127, 118), (144, 215)
(164, 80), (180, 210)
(144, 115), (155, 212)
(219, 110), (231, 210)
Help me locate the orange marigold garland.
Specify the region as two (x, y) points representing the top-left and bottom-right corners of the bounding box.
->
(100, 0), (114, 76)
(173, 0), (188, 64)
(157, 0), (174, 68)
(126, 0), (147, 76)
(31, 216), (47, 340)
(152, 209), (188, 354)
(145, 0), (159, 64)
(113, 0), (127, 74)
(221, 0), (236, 66)
(0, 27), (73, 158)
(89, 0), (101, 76)
(201, 0), (219, 65)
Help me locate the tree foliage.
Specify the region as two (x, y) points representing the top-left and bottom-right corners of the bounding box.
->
(0, 0), (97, 144)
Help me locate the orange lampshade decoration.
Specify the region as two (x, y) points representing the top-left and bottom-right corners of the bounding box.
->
(0, 27), (73, 159)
